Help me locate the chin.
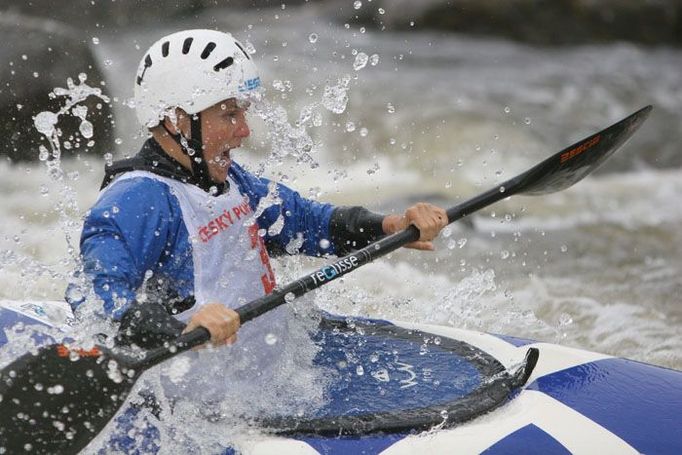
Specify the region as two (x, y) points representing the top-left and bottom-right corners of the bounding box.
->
(209, 161), (231, 183)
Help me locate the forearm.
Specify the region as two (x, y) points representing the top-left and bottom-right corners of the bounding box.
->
(329, 206), (386, 256)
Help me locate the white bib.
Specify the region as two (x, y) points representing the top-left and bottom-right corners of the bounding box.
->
(105, 170), (288, 357)
(103, 171), (322, 411)
(107, 171), (276, 318)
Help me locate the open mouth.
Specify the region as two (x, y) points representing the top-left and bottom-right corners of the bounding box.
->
(215, 147), (233, 167)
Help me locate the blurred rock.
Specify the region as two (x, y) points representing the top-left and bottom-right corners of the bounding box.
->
(3, 0), (679, 46)
(341, 0), (682, 46)
(0, 12), (113, 162)
(0, 0), (311, 32)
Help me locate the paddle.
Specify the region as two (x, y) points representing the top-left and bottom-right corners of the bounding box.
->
(0, 105), (652, 454)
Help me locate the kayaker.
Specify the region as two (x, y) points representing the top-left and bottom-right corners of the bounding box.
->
(68, 29), (448, 352)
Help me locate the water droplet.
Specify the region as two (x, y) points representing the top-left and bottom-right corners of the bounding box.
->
(244, 41), (257, 54)
(353, 0), (362, 9)
(79, 120), (94, 139)
(284, 292), (295, 302)
(369, 54), (380, 66)
(353, 52), (369, 71)
(345, 121), (356, 132)
(66, 286), (84, 302)
(501, 250), (510, 259)
(34, 111), (59, 137)
(504, 106), (511, 113)
(524, 117), (532, 125)
(356, 365), (364, 375)
(39, 184), (49, 196)
(359, 127), (368, 137)
(92, 37), (100, 45)
(386, 103), (395, 113)
(499, 186), (506, 193)
(48, 384), (64, 394)
(319, 238), (330, 249)
(559, 313), (573, 326)
(560, 245), (568, 253)
(34, 383), (44, 391)
(308, 33), (318, 43)
(114, 137), (123, 145)
(265, 333), (278, 345)
(378, 7), (385, 14)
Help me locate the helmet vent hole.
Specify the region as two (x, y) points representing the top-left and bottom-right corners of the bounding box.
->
(234, 41), (251, 60)
(182, 37), (193, 54)
(213, 57), (234, 71)
(201, 42), (217, 59)
(136, 54), (153, 85)
(161, 41), (170, 57)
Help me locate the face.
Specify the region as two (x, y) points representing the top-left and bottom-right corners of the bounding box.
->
(199, 98), (251, 183)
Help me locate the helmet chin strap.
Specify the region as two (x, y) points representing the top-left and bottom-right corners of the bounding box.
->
(162, 113), (226, 194)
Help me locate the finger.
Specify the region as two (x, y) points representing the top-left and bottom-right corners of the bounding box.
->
(405, 241), (435, 251)
(415, 215), (440, 241)
(182, 319), (198, 335)
(434, 208), (448, 226)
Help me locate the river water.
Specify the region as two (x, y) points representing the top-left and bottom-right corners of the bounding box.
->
(1, 4), (681, 449)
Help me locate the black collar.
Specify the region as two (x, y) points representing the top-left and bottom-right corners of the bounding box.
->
(101, 139), (228, 195)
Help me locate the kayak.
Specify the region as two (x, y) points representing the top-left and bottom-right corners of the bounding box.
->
(1, 299), (681, 454)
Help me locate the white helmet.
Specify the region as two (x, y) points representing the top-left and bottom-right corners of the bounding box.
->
(134, 29), (260, 128)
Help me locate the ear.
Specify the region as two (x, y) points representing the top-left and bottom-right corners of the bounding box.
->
(162, 108), (190, 136)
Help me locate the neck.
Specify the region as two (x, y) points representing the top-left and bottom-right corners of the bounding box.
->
(151, 127), (193, 173)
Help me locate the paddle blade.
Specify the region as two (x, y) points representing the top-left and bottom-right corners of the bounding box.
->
(509, 105), (652, 196)
(0, 344), (137, 454)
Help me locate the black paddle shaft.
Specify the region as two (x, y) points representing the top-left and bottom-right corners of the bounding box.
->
(234, 105), (653, 325)
(0, 105), (652, 455)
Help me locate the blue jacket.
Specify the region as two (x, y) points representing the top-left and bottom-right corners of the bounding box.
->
(75, 161), (336, 319)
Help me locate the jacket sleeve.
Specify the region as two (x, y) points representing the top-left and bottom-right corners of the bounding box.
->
(229, 163), (386, 257)
(71, 177), (179, 320)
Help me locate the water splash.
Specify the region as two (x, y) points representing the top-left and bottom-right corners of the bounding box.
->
(30, 75), (113, 342)
(252, 98), (317, 169)
(321, 75), (351, 114)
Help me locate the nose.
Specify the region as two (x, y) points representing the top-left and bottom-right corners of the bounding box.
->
(234, 113), (250, 138)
